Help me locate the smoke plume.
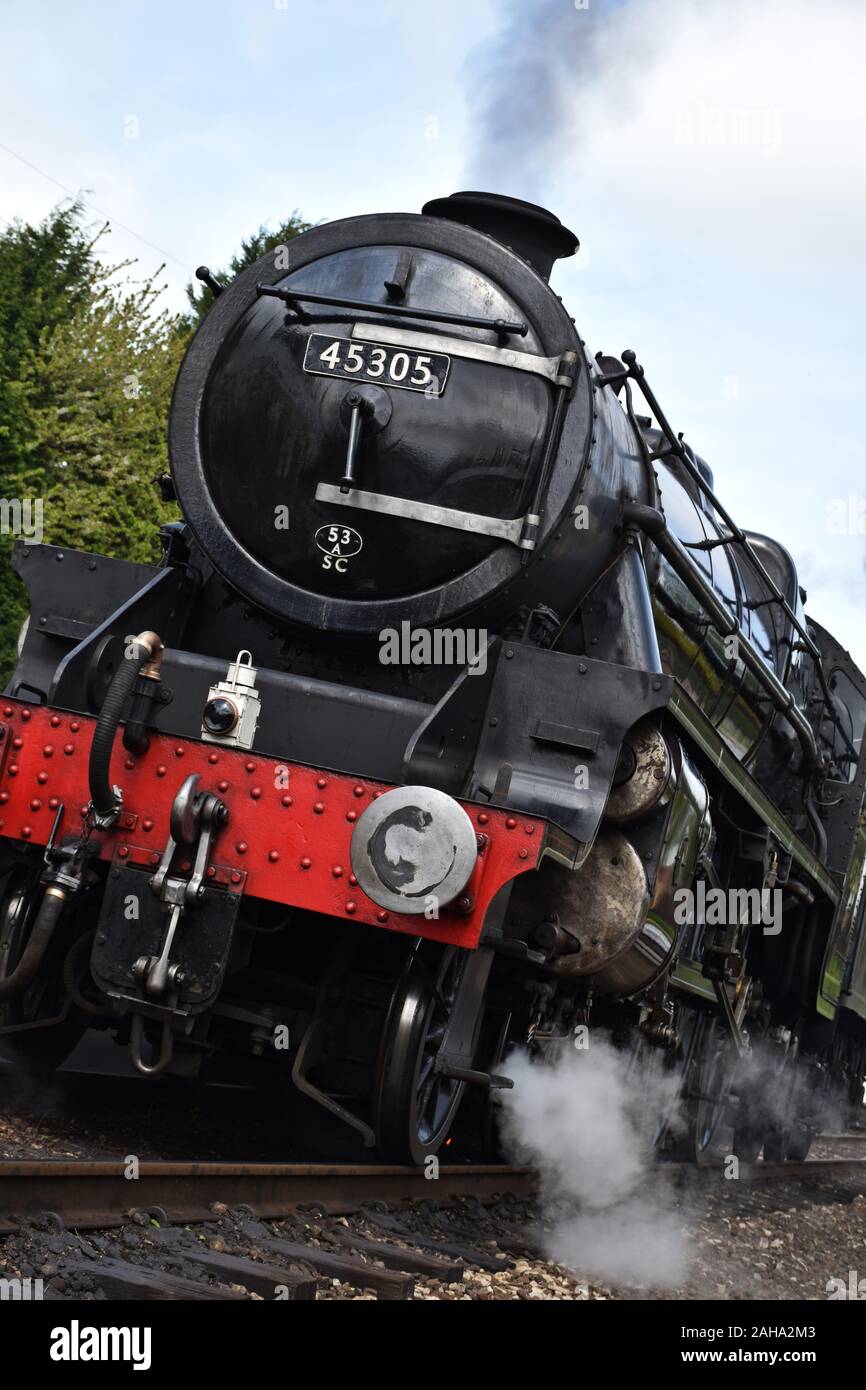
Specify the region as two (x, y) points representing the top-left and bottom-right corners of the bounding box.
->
(462, 0), (655, 207)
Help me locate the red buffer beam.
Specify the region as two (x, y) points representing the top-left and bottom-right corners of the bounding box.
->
(0, 700), (545, 949)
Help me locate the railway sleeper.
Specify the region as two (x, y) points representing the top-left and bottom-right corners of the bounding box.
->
(360, 1210), (514, 1271)
(238, 1231), (416, 1299)
(58, 1257), (253, 1301)
(146, 1223), (415, 1299)
(320, 1225), (465, 1281)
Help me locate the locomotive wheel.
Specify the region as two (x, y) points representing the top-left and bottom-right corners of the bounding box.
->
(732, 1121), (763, 1164)
(732, 1057), (766, 1163)
(785, 1123), (817, 1162)
(762, 1126), (788, 1162)
(374, 946), (477, 1166)
(0, 864), (83, 1075)
(763, 1120), (816, 1163)
(732, 1078), (767, 1163)
(456, 1005), (514, 1161)
(626, 1029), (683, 1154)
(477, 1008), (514, 1161)
(733, 1043), (801, 1164)
(671, 1015), (731, 1163)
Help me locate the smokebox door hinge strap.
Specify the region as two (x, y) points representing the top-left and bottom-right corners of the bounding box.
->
(314, 483), (538, 550)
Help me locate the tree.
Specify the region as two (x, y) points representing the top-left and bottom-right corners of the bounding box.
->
(0, 201), (100, 483)
(0, 202), (315, 681)
(0, 203), (107, 676)
(181, 212), (314, 329)
(21, 265), (184, 563)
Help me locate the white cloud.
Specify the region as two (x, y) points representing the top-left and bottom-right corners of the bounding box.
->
(583, 0), (866, 265)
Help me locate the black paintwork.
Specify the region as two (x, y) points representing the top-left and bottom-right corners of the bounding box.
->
(91, 863), (240, 1014)
(168, 212), (595, 635)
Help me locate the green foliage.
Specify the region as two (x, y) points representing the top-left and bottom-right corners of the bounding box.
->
(0, 203), (186, 683)
(182, 212), (314, 329)
(0, 200), (97, 486)
(0, 202), (108, 681)
(0, 201), (314, 685)
(23, 268), (185, 559)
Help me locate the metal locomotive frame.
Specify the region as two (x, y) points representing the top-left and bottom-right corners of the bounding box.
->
(2, 190), (865, 1165)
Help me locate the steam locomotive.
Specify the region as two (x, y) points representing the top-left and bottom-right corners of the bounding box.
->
(2, 192), (865, 1164)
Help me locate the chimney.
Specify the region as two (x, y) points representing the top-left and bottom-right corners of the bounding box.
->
(421, 191), (578, 281)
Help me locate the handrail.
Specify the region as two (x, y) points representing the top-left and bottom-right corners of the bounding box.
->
(621, 502), (820, 769)
(256, 283), (528, 340)
(596, 351), (856, 766)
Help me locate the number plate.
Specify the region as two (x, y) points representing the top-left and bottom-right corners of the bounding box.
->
(303, 333), (450, 396)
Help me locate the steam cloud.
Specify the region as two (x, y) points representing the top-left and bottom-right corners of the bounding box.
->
(736, 1045), (846, 1143)
(462, 0), (655, 207)
(498, 1036), (688, 1288)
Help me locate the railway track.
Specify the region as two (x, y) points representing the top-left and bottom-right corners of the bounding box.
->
(3, 1151), (864, 1233)
(1, 1154), (865, 1301)
(0, 1160), (535, 1234)
(0, 1160), (546, 1300)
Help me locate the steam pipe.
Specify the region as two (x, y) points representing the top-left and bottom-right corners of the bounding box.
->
(805, 790), (828, 864)
(62, 931), (114, 1017)
(88, 630), (163, 820)
(0, 885), (67, 1002)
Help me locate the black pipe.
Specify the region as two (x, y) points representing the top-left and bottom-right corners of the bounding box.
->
(62, 930), (113, 1017)
(88, 631), (162, 819)
(805, 789), (828, 864)
(0, 885), (67, 1002)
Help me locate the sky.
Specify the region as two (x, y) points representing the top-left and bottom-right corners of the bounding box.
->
(1, 0), (864, 667)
